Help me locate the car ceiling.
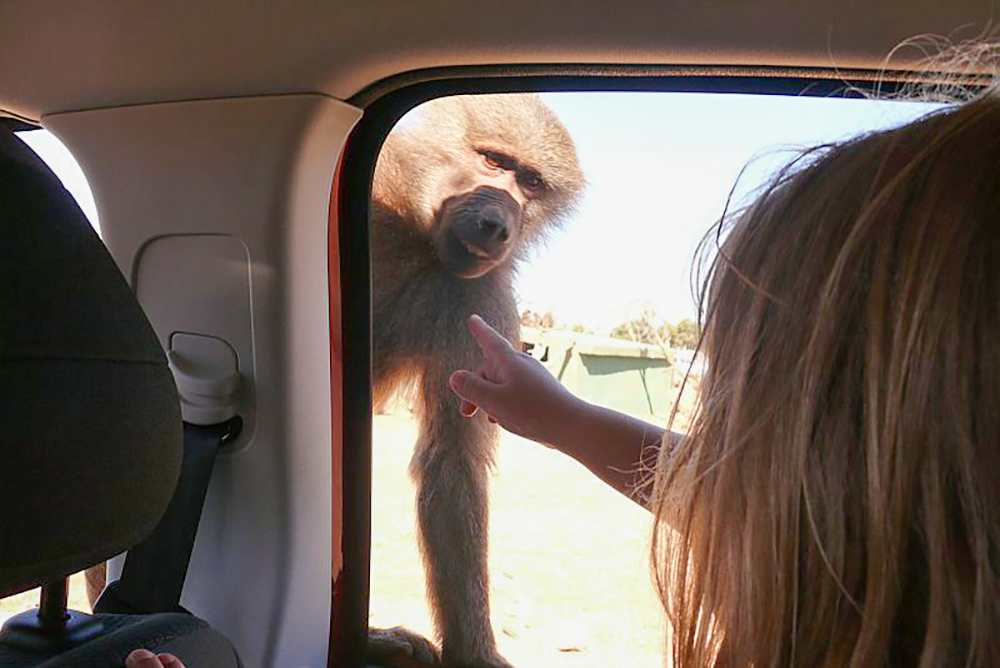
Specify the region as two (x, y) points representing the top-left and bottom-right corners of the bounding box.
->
(1, 0), (997, 122)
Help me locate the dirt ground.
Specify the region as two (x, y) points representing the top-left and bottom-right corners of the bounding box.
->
(370, 412), (670, 668)
(371, 371), (698, 668)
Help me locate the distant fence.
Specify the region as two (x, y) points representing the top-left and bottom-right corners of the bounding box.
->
(521, 327), (680, 419)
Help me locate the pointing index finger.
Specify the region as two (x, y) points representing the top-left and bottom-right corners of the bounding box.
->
(468, 314), (514, 358)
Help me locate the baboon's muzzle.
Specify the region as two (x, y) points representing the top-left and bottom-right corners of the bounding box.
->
(435, 186), (522, 279)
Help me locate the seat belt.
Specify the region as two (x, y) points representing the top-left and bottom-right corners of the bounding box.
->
(95, 420), (236, 614)
(96, 333), (241, 615)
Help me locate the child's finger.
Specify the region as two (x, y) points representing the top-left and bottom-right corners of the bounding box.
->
(467, 314), (514, 359)
(449, 369), (498, 409)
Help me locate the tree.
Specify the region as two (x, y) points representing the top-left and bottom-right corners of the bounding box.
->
(610, 312), (700, 351)
(670, 318), (700, 350)
(610, 309), (671, 348)
(520, 310), (555, 329)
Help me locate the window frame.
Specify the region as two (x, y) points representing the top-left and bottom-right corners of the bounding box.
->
(327, 67), (982, 668)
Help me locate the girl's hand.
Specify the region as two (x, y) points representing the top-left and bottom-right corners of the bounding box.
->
(448, 314), (587, 447)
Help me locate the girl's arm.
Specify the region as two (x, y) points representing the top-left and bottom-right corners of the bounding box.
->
(449, 315), (679, 506)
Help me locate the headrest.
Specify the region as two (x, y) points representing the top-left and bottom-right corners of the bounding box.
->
(0, 125), (182, 596)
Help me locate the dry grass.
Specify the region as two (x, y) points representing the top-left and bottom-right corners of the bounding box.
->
(371, 412), (668, 668)
(371, 371), (699, 668)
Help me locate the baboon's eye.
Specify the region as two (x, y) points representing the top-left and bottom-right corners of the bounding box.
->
(519, 171), (545, 192)
(481, 151), (510, 170)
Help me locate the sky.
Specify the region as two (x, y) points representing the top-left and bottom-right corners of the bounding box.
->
(516, 92), (942, 331)
(17, 129), (100, 231)
(21, 92), (941, 332)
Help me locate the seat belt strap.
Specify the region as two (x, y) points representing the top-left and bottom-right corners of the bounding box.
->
(95, 420), (235, 614)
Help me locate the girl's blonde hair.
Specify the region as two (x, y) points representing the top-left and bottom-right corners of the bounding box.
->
(653, 90), (1000, 667)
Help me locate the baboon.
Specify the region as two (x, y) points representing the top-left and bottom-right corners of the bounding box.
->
(369, 94), (585, 668)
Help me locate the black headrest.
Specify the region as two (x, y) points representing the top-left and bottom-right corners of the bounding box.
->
(0, 126), (182, 596)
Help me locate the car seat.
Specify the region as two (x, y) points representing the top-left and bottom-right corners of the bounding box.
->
(0, 122), (241, 668)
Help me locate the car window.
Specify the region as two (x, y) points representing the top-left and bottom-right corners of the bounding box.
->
(15, 129), (100, 233)
(368, 90), (942, 668)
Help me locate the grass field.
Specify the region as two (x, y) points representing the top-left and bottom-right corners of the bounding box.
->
(370, 412), (669, 668)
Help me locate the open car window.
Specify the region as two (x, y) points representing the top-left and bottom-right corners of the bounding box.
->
(366, 90), (943, 668)
(14, 129), (100, 233)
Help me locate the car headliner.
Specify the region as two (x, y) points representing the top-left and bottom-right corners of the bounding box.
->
(0, 0), (996, 122)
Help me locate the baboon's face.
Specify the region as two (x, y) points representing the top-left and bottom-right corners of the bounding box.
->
(432, 149), (545, 279)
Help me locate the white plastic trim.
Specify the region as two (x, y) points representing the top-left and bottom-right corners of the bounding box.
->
(168, 332), (241, 425)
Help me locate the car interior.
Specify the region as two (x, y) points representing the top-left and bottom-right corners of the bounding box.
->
(0, 2), (995, 667)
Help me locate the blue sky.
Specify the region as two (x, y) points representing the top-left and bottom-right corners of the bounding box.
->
(22, 92), (941, 332)
(517, 92), (941, 330)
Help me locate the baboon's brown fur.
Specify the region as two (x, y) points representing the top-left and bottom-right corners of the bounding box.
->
(369, 94), (584, 668)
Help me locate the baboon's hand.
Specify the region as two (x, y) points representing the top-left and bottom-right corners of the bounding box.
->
(448, 314), (586, 448)
(368, 627), (441, 668)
